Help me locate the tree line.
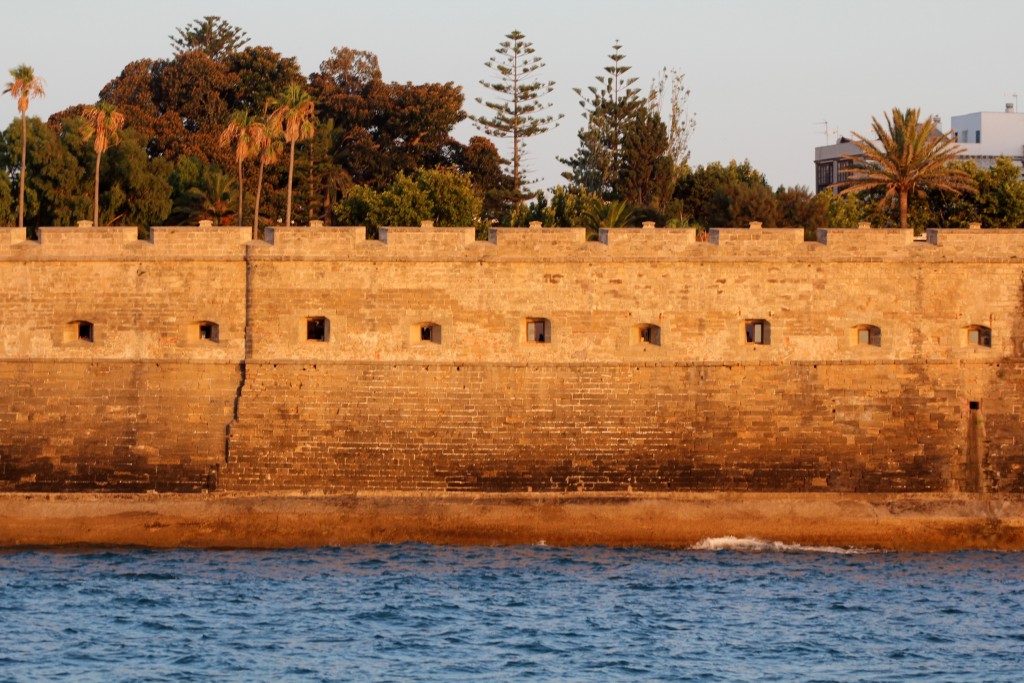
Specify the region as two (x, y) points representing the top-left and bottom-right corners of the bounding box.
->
(2, 17), (1023, 238)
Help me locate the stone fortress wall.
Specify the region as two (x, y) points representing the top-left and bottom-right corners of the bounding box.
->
(2, 221), (1024, 495)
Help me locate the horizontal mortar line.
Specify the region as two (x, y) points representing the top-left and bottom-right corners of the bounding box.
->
(241, 256), (1024, 265)
(0, 358), (243, 365)
(5, 490), (1012, 502)
(5, 256), (1023, 265)
(0, 257), (246, 263)
(0, 358), (1006, 368)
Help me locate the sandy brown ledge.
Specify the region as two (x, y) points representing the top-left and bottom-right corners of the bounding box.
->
(1, 491), (1023, 551)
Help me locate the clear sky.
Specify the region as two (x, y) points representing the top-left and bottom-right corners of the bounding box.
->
(4, 0), (1024, 191)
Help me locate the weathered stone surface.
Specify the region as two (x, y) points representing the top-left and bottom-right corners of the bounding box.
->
(2, 224), (1024, 498)
(1, 492), (1023, 552)
(0, 361), (237, 492)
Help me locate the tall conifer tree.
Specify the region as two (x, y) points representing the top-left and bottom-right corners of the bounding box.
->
(170, 16), (250, 61)
(472, 30), (561, 203)
(561, 42), (644, 198)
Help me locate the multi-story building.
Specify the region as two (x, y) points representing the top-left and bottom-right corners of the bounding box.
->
(814, 106), (1024, 193)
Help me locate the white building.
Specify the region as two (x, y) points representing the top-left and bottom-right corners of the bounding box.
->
(950, 109), (1024, 169)
(814, 106), (1024, 193)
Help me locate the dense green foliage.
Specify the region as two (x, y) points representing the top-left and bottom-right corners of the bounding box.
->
(335, 168), (482, 236)
(1, 20), (1021, 234)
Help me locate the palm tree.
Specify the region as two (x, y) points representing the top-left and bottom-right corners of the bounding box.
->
(219, 110), (267, 227)
(837, 107), (975, 230)
(3, 65), (45, 228)
(269, 84), (316, 227)
(177, 170), (237, 225)
(583, 200), (634, 228)
(80, 104), (126, 226)
(581, 200), (634, 240)
(251, 119), (282, 239)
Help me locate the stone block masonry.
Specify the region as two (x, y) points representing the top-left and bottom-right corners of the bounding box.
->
(3, 223), (1024, 495)
(223, 361), (967, 493)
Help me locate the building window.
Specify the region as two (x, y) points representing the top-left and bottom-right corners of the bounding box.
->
(815, 162), (834, 192)
(637, 324), (661, 346)
(967, 325), (992, 348)
(196, 321), (219, 343)
(837, 159), (853, 185)
(976, 130), (981, 144)
(306, 317), (329, 342)
(855, 325), (881, 347)
(526, 318), (551, 343)
(415, 322), (441, 344)
(745, 320), (770, 345)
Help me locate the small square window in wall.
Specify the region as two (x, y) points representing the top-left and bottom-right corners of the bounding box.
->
(63, 320), (94, 344)
(77, 321), (94, 343)
(856, 325), (881, 347)
(306, 317), (329, 342)
(197, 321), (219, 342)
(416, 323), (441, 344)
(967, 325), (992, 347)
(638, 324), (661, 346)
(526, 318), (551, 343)
(745, 320), (770, 345)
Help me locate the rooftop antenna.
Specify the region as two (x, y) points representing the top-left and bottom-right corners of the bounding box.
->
(1004, 92), (1018, 112)
(816, 120), (839, 145)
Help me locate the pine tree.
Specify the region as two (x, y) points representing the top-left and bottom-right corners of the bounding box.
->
(170, 16), (249, 61)
(562, 42), (645, 197)
(472, 30), (561, 203)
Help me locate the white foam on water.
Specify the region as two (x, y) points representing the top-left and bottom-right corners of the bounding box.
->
(690, 536), (874, 555)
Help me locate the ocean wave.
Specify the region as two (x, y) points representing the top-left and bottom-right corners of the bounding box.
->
(689, 536), (873, 555)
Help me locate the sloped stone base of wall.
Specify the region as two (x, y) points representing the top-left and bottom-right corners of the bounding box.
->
(223, 360), (997, 494)
(5, 358), (1024, 496)
(0, 361), (240, 492)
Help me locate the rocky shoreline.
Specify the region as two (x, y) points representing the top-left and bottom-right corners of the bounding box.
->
(1, 492), (1022, 551)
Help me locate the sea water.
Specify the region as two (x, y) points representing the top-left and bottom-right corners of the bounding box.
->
(1, 541), (1022, 681)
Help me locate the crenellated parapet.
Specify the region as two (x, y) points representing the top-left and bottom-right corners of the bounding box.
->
(1, 225), (251, 261)
(927, 225), (1024, 258)
(146, 225), (250, 259)
(816, 225), (915, 257)
(3, 222), (1024, 263)
(598, 221), (696, 257)
(261, 225), (372, 258)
